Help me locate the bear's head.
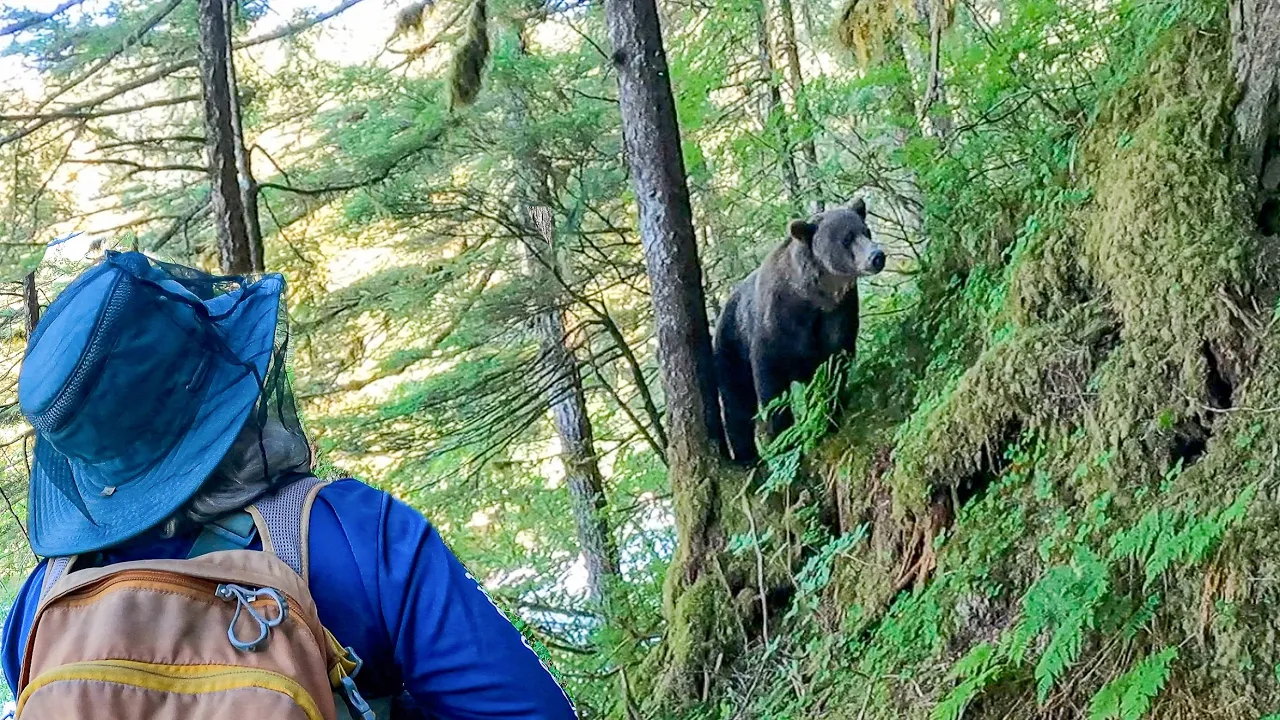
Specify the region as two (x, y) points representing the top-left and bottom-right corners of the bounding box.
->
(788, 198), (885, 277)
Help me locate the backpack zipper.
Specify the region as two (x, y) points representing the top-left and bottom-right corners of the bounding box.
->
(62, 570), (299, 615)
(17, 659), (325, 720)
(25, 570), (325, 670)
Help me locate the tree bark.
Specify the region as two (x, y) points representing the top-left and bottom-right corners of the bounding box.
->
(523, 208), (621, 607)
(901, 0), (954, 139)
(605, 0), (739, 703)
(770, 0), (822, 211)
(198, 0), (255, 274)
(225, 3), (265, 272)
(1231, 0), (1280, 232)
(605, 0), (723, 459)
(510, 19), (620, 610)
(753, 0), (802, 212)
(23, 271), (39, 337)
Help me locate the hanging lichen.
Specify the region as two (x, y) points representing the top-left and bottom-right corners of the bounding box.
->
(449, 0), (490, 109)
(834, 0), (900, 65)
(390, 0), (434, 41)
(834, 0), (954, 66)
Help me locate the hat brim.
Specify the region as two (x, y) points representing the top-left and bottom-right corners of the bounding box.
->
(28, 277), (283, 557)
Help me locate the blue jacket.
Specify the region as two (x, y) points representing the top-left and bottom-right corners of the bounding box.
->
(1, 479), (577, 719)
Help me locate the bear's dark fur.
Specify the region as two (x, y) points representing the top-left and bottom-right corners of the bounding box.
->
(714, 198), (885, 464)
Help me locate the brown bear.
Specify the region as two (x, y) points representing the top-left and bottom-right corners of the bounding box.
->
(713, 198), (885, 464)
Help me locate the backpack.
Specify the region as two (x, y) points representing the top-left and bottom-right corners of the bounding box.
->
(15, 476), (389, 720)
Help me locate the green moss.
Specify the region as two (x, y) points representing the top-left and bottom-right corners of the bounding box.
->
(889, 303), (1114, 507)
(707, 6), (1280, 719)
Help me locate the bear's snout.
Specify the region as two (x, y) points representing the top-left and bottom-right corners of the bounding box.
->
(867, 247), (886, 274)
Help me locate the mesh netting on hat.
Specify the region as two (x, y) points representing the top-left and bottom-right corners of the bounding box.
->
(140, 254), (312, 498)
(32, 250), (309, 528)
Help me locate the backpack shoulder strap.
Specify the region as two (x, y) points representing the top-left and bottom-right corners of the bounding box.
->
(37, 556), (76, 606)
(254, 477), (391, 720)
(36, 477), (328, 606)
(248, 475), (329, 583)
(187, 511), (259, 558)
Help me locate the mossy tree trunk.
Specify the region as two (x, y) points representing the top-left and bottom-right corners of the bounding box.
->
(900, 0), (954, 139)
(604, 0), (754, 704)
(505, 19), (622, 614)
(523, 206), (622, 609)
(604, 0), (723, 501)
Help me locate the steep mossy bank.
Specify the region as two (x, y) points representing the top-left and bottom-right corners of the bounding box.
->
(691, 2), (1280, 717)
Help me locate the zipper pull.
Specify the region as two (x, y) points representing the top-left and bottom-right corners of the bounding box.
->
(215, 583), (288, 652)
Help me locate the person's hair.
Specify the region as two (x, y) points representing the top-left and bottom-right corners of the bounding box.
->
(160, 416), (311, 536)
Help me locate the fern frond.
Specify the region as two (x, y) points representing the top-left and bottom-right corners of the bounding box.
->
(1024, 547), (1109, 702)
(935, 643), (1006, 720)
(932, 663), (1005, 720)
(948, 642), (997, 681)
(1120, 594), (1161, 642)
(1108, 484), (1256, 588)
(1086, 646), (1177, 720)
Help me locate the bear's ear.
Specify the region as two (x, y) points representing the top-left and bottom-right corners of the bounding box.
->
(789, 219), (817, 242)
(847, 197), (867, 218)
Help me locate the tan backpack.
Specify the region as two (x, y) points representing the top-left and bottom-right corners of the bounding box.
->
(16, 477), (384, 720)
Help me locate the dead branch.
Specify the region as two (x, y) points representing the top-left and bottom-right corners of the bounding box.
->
(151, 196), (212, 252)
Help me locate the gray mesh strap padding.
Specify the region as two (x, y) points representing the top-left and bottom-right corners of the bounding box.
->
(249, 476), (327, 580)
(39, 556), (74, 605)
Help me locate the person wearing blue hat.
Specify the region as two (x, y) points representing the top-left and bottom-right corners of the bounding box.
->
(0, 251), (578, 719)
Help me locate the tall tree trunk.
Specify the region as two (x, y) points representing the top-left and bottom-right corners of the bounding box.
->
(605, 0), (723, 457)
(224, 3), (264, 272)
(524, 207), (621, 607)
(198, 0), (255, 274)
(754, 0), (802, 212)
(771, 0), (822, 211)
(509, 21), (621, 609)
(605, 0), (742, 704)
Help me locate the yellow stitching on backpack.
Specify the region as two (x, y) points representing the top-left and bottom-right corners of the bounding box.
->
(19, 659), (325, 720)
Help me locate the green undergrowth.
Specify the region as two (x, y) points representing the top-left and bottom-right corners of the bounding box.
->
(683, 0), (1280, 717)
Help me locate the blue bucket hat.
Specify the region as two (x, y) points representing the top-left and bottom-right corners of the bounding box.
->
(19, 251), (285, 557)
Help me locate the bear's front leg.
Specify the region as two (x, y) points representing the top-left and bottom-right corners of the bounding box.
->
(751, 349), (796, 448)
(717, 344), (761, 464)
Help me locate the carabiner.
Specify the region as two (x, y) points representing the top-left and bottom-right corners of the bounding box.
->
(216, 583), (289, 652)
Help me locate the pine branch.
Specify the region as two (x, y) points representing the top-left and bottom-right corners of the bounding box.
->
(151, 196), (212, 252)
(259, 117), (458, 196)
(64, 157), (205, 174)
(33, 0), (187, 114)
(0, 95), (200, 146)
(0, 0), (88, 37)
(95, 135), (205, 151)
(0, 0), (369, 147)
